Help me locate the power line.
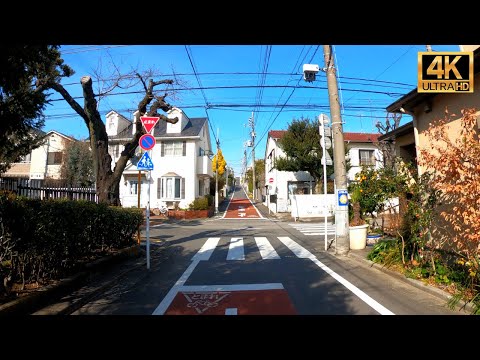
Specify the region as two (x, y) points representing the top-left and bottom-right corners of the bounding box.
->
(184, 45), (219, 148)
(60, 45), (130, 55)
(343, 46), (415, 106)
(47, 84), (405, 103)
(59, 71), (414, 89)
(43, 104), (389, 120)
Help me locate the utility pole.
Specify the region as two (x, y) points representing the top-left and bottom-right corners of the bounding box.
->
(323, 45), (349, 256)
(225, 165), (229, 196)
(215, 128), (220, 215)
(242, 146), (247, 191)
(249, 112), (256, 202)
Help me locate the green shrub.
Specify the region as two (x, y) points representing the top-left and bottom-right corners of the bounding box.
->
(367, 239), (402, 267)
(0, 193), (143, 295)
(188, 197), (209, 210)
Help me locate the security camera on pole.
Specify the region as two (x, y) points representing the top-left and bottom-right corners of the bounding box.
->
(304, 44), (350, 256)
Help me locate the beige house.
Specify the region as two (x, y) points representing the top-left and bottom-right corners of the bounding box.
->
(2, 130), (75, 181)
(384, 45), (480, 245)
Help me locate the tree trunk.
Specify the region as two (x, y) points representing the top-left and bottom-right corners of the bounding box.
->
(96, 171), (121, 206)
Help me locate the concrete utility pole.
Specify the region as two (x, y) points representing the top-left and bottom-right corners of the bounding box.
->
(215, 128), (220, 215)
(249, 112), (256, 201)
(323, 45), (349, 256)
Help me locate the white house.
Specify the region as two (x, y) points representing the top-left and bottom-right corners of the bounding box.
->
(2, 130), (75, 181)
(264, 130), (315, 213)
(344, 132), (382, 182)
(106, 107), (214, 210)
(263, 130), (382, 214)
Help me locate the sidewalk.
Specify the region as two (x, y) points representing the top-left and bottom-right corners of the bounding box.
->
(254, 199), (473, 313)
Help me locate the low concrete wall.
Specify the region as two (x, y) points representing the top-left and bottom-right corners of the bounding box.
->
(291, 194), (336, 220)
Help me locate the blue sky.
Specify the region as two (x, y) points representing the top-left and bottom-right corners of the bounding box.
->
(43, 44), (460, 176)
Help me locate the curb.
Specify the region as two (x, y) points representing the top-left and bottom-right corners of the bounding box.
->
(0, 245), (142, 316)
(346, 250), (475, 314)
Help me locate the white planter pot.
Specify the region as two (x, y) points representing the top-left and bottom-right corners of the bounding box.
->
(349, 224), (369, 250)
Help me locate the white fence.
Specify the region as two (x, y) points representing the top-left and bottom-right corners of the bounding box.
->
(290, 194), (336, 220)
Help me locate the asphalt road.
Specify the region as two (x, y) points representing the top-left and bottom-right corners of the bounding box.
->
(70, 186), (465, 315)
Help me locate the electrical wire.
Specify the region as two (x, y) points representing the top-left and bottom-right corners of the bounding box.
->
(184, 45), (219, 148)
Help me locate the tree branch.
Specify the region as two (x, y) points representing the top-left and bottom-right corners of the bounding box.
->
(136, 73), (148, 92)
(151, 79), (174, 88)
(48, 81), (88, 125)
(80, 76), (101, 120)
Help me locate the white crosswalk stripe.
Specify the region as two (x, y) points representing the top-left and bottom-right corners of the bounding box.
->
(288, 222), (336, 235)
(227, 237), (245, 260)
(254, 237), (280, 259)
(193, 236), (318, 262)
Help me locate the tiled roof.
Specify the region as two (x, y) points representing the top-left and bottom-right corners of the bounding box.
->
(109, 117), (207, 140)
(343, 132), (380, 142)
(268, 130), (287, 139)
(269, 130), (379, 143)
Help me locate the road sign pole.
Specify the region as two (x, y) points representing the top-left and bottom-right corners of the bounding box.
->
(137, 169), (141, 245)
(146, 150), (151, 270)
(320, 119), (328, 251)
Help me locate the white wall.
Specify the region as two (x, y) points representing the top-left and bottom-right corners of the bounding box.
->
(291, 194), (336, 219)
(264, 136), (314, 213)
(30, 132), (70, 180)
(346, 142), (383, 182)
(116, 126), (212, 209)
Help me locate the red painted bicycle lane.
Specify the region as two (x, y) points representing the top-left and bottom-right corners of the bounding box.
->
(164, 289), (297, 315)
(223, 198), (262, 219)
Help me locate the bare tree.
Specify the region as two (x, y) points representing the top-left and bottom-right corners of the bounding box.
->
(38, 69), (179, 205)
(376, 112), (402, 169)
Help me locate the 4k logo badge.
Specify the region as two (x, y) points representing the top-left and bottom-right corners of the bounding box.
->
(418, 52), (474, 93)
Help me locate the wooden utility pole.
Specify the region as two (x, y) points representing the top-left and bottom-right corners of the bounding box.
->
(323, 45), (350, 256)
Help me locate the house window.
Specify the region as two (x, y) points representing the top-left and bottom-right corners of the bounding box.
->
(115, 145), (120, 157)
(359, 150), (375, 166)
(158, 176), (185, 200)
(129, 180), (139, 195)
(109, 120), (115, 129)
(47, 152), (63, 165)
(199, 147), (204, 156)
(163, 141), (185, 156)
(267, 149), (275, 172)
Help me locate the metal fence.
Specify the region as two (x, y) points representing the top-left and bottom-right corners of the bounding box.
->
(0, 177), (98, 203)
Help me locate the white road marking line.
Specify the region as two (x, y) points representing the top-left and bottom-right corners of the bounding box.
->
(179, 283), (284, 292)
(221, 217), (268, 220)
(225, 308), (238, 315)
(191, 237), (221, 261)
(304, 232), (336, 236)
(277, 236), (395, 315)
(152, 259), (201, 315)
(221, 191), (236, 219)
(254, 237), (281, 259)
(227, 237), (245, 260)
(277, 236), (313, 258)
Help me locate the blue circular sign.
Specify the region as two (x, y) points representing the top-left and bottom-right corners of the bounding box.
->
(139, 134), (156, 151)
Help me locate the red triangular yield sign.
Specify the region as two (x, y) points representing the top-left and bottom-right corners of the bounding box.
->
(140, 116), (160, 133)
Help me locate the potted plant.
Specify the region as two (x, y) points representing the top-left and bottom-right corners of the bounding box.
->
(349, 186), (369, 250)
